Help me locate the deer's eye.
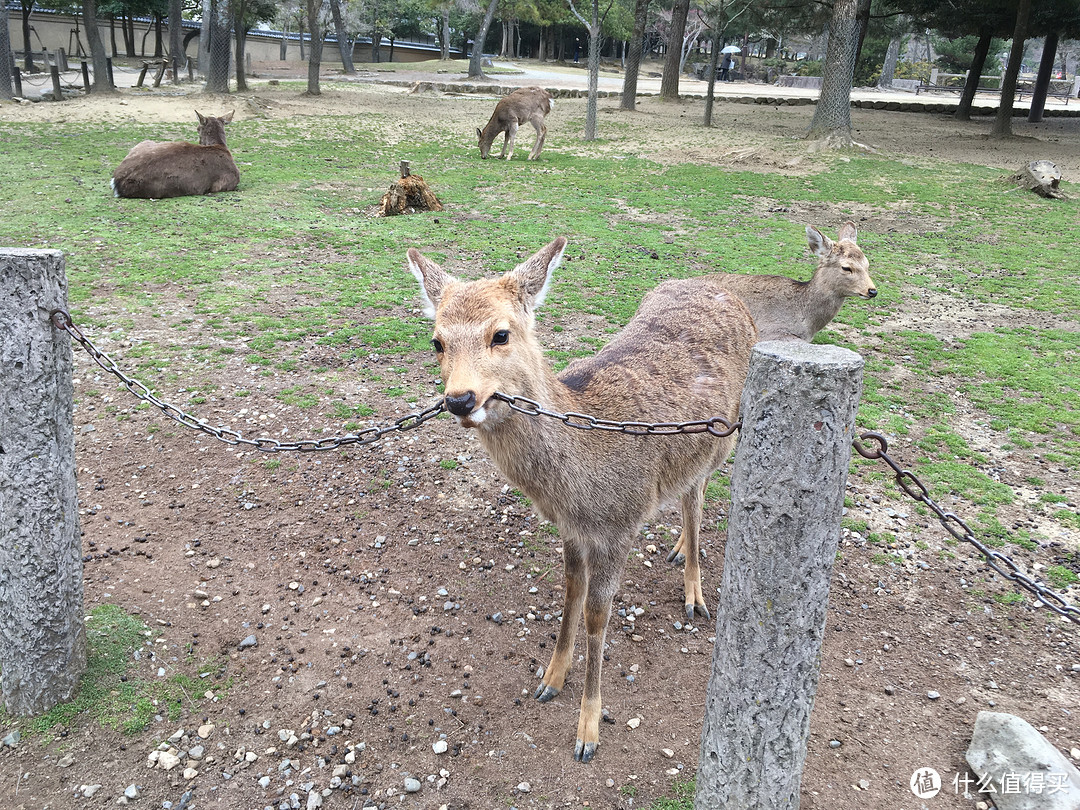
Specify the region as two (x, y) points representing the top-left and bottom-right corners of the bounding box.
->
(841, 265), (853, 273)
(431, 338), (444, 354)
(491, 329), (510, 347)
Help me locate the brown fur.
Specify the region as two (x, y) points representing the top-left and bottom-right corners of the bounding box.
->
(111, 111), (240, 199)
(709, 221), (876, 341)
(476, 86), (553, 160)
(409, 238), (756, 763)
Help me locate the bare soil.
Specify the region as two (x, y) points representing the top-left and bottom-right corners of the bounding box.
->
(1, 63), (1078, 810)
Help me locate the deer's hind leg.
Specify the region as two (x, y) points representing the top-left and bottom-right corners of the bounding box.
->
(666, 478), (709, 566)
(535, 542), (586, 702)
(677, 478), (710, 622)
(528, 116), (548, 160)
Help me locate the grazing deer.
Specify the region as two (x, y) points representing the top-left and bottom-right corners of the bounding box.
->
(111, 111), (240, 199)
(476, 86), (554, 160)
(408, 238), (756, 762)
(709, 221), (877, 342)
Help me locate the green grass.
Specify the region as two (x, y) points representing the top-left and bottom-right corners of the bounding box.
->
(4, 604), (227, 740)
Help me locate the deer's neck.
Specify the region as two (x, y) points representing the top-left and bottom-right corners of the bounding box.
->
(804, 271), (845, 334)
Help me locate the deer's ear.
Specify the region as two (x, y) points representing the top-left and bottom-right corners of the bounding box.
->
(476, 127), (483, 139)
(506, 237), (567, 311)
(407, 249), (457, 319)
(196, 110), (207, 125)
(806, 225), (833, 257)
(837, 220), (858, 243)
(222, 110), (235, 124)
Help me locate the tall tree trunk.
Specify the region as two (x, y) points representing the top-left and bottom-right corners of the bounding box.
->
(1028, 30), (1059, 123)
(660, 0), (689, 99)
(853, 0), (871, 68)
(199, 0), (211, 76)
(468, 0), (498, 78)
(154, 14), (163, 56)
(440, 9), (450, 59)
(306, 0), (323, 93)
(806, 0), (859, 145)
(234, 15), (248, 91)
(82, 0), (113, 93)
(279, 24), (287, 60)
(620, 0), (649, 110)
(328, 0), (353, 73)
(955, 30), (992, 121)
(21, 1), (36, 72)
(204, 0), (231, 92)
(125, 14), (135, 57)
(576, 0), (601, 140)
(168, 0), (184, 77)
(0, 4), (14, 98)
(703, 28), (722, 126)
(991, 0), (1032, 138)
(877, 36), (900, 88)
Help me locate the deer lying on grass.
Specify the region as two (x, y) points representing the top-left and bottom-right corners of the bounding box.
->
(111, 111), (240, 199)
(476, 86), (553, 160)
(409, 237), (756, 762)
(709, 221), (877, 342)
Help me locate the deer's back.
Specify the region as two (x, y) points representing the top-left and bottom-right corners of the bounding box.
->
(705, 272), (816, 341)
(113, 141), (239, 199)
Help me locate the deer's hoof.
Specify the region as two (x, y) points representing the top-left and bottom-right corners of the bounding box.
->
(574, 739), (597, 763)
(686, 602), (711, 622)
(535, 684), (561, 702)
(667, 549), (685, 565)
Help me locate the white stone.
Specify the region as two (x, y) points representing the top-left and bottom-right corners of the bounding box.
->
(627, 717), (641, 729)
(158, 751), (182, 771)
(432, 740), (448, 754)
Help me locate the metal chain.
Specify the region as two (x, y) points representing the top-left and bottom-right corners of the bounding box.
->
(50, 310), (1080, 624)
(854, 431), (1080, 625)
(50, 309), (445, 452)
(490, 392), (741, 437)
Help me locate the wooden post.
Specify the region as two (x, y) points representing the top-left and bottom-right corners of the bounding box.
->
(50, 64), (62, 100)
(13, 67), (22, 98)
(153, 61), (166, 87)
(136, 62), (149, 87)
(695, 342), (863, 810)
(81, 60), (90, 90)
(106, 56), (114, 88)
(0, 248), (86, 715)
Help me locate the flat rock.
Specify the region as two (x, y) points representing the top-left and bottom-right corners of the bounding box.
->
(966, 711), (1080, 810)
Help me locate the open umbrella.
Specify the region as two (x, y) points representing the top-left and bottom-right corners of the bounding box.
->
(721, 45), (741, 54)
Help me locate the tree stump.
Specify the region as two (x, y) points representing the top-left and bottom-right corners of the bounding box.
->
(378, 162), (443, 216)
(1010, 159), (1063, 198)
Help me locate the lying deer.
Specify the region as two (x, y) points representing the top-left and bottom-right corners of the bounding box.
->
(709, 221), (877, 342)
(111, 111), (240, 199)
(409, 238), (756, 762)
(476, 86), (553, 160)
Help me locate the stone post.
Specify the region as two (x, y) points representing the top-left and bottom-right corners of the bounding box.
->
(695, 342), (863, 810)
(0, 248), (86, 715)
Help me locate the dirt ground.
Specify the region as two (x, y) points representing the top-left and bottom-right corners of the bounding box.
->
(1, 62), (1078, 810)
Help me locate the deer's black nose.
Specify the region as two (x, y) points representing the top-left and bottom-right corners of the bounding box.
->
(867, 288), (878, 298)
(445, 392), (477, 417)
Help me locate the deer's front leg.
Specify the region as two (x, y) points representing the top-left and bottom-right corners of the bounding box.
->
(534, 543), (585, 702)
(574, 556), (619, 763)
(502, 122), (519, 160)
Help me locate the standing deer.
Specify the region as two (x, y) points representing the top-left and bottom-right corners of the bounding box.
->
(476, 86), (553, 160)
(408, 238), (756, 762)
(708, 221), (876, 342)
(111, 111), (240, 199)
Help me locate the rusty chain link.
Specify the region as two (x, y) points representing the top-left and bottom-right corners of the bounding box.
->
(51, 310), (1077, 624)
(490, 392), (740, 437)
(854, 431), (1080, 626)
(50, 309), (446, 452)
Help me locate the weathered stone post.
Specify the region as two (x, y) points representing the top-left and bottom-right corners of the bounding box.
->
(695, 342), (863, 810)
(0, 248), (86, 714)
